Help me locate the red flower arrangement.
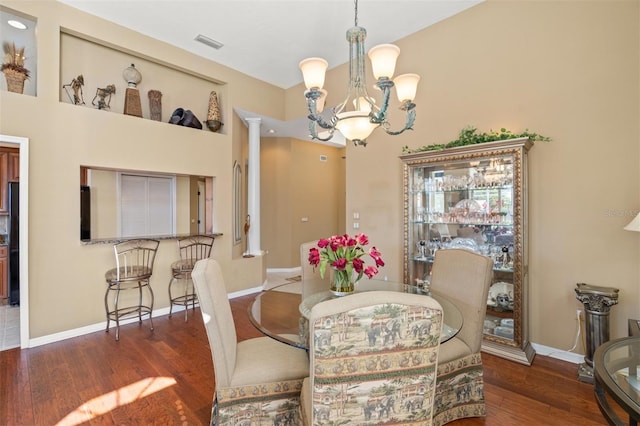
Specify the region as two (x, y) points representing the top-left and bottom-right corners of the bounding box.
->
(308, 234), (385, 286)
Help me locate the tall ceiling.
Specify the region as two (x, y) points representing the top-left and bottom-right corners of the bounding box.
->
(3, 1), (483, 143)
(55, 0), (482, 89)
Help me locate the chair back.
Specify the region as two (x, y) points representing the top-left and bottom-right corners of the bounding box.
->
(111, 239), (159, 282)
(308, 291), (443, 424)
(191, 259), (237, 388)
(178, 235), (215, 262)
(429, 248), (494, 353)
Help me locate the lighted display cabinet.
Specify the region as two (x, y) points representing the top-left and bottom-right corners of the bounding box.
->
(401, 137), (535, 364)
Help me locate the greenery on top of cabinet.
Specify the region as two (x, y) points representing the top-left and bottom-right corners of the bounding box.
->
(402, 126), (551, 154)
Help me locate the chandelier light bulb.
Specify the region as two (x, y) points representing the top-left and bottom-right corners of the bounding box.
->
(394, 73), (420, 103)
(335, 111), (379, 142)
(353, 96), (374, 113)
(299, 57), (328, 90)
(368, 44), (400, 80)
(315, 89), (328, 113)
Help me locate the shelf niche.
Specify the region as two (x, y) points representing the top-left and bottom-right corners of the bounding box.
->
(59, 29), (226, 133)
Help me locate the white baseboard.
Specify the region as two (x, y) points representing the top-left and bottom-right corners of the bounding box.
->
(229, 286), (263, 298)
(266, 266), (301, 274)
(29, 305), (180, 348)
(531, 342), (585, 364)
(26, 291), (265, 349)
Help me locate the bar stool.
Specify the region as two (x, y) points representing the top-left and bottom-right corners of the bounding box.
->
(104, 238), (160, 340)
(169, 235), (215, 321)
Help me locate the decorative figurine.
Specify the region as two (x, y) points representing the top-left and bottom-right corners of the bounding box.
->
(1, 42), (29, 94)
(205, 90), (223, 132)
(92, 84), (116, 110)
(123, 63), (142, 117)
(243, 214), (254, 258)
(148, 89), (162, 121)
(62, 74), (85, 105)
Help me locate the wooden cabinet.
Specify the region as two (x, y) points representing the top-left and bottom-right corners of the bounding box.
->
(8, 152), (19, 182)
(0, 246), (7, 299)
(0, 148), (19, 215)
(0, 152), (8, 215)
(400, 137), (535, 365)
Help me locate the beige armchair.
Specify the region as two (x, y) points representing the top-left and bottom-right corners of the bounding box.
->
(429, 248), (494, 425)
(300, 291), (444, 425)
(191, 259), (309, 425)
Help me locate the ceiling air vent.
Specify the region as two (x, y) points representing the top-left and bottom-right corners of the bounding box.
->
(195, 34), (224, 50)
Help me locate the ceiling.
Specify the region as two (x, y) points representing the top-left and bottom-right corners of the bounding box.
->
(3, 1), (483, 143)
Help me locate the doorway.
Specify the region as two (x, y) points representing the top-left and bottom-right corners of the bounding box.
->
(0, 135), (29, 351)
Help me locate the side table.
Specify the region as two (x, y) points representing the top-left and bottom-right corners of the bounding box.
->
(594, 336), (640, 425)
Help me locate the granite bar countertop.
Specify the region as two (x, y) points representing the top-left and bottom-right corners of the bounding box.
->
(81, 232), (223, 245)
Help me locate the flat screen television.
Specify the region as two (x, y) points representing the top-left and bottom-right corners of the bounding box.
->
(80, 185), (91, 240)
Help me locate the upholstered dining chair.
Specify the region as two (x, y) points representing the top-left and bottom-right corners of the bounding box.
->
(300, 291), (444, 425)
(191, 259), (309, 426)
(428, 248), (494, 426)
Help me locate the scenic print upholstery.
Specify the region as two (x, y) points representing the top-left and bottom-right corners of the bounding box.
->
(305, 296), (443, 425)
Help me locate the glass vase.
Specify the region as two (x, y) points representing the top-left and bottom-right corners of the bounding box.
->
(330, 267), (357, 296)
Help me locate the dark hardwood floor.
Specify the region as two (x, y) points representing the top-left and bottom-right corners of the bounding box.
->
(0, 293), (608, 425)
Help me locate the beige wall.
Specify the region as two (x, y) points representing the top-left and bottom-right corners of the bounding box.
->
(261, 138), (346, 268)
(286, 0), (639, 350)
(1, 0), (637, 356)
(0, 0), (281, 338)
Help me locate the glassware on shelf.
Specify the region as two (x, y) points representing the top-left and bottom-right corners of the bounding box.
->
(416, 240), (428, 259)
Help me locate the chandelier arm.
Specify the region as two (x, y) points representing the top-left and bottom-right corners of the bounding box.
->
(380, 106), (416, 136)
(305, 89), (336, 130)
(369, 78), (393, 124)
(308, 121), (336, 142)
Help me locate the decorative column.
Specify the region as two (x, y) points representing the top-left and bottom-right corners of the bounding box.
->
(245, 117), (262, 256)
(575, 282), (619, 383)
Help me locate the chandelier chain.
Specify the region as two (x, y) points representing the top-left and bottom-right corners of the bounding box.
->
(354, 0), (358, 26)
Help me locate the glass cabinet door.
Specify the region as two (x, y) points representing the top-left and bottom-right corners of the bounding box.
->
(401, 138), (535, 365)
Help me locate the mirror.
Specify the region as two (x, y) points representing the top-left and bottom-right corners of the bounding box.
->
(80, 166), (213, 240)
(233, 161), (242, 244)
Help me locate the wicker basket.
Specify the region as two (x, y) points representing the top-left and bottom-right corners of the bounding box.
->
(3, 69), (27, 94)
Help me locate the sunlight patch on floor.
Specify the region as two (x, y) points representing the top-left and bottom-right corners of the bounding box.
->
(55, 376), (177, 425)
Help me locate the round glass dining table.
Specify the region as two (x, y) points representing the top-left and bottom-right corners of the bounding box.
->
(248, 278), (463, 350)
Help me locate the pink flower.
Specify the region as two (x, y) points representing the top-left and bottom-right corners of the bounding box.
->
(308, 247), (320, 266)
(332, 258), (347, 270)
(355, 233), (368, 246)
(369, 247), (385, 267)
(352, 257), (364, 273)
(318, 239), (330, 249)
(364, 266), (378, 279)
(329, 237), (341, 252)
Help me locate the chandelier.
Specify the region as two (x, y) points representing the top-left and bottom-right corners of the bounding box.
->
(299, 0), (420, 147)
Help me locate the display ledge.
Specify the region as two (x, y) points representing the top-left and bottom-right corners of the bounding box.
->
(81, 232), (223, 245)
